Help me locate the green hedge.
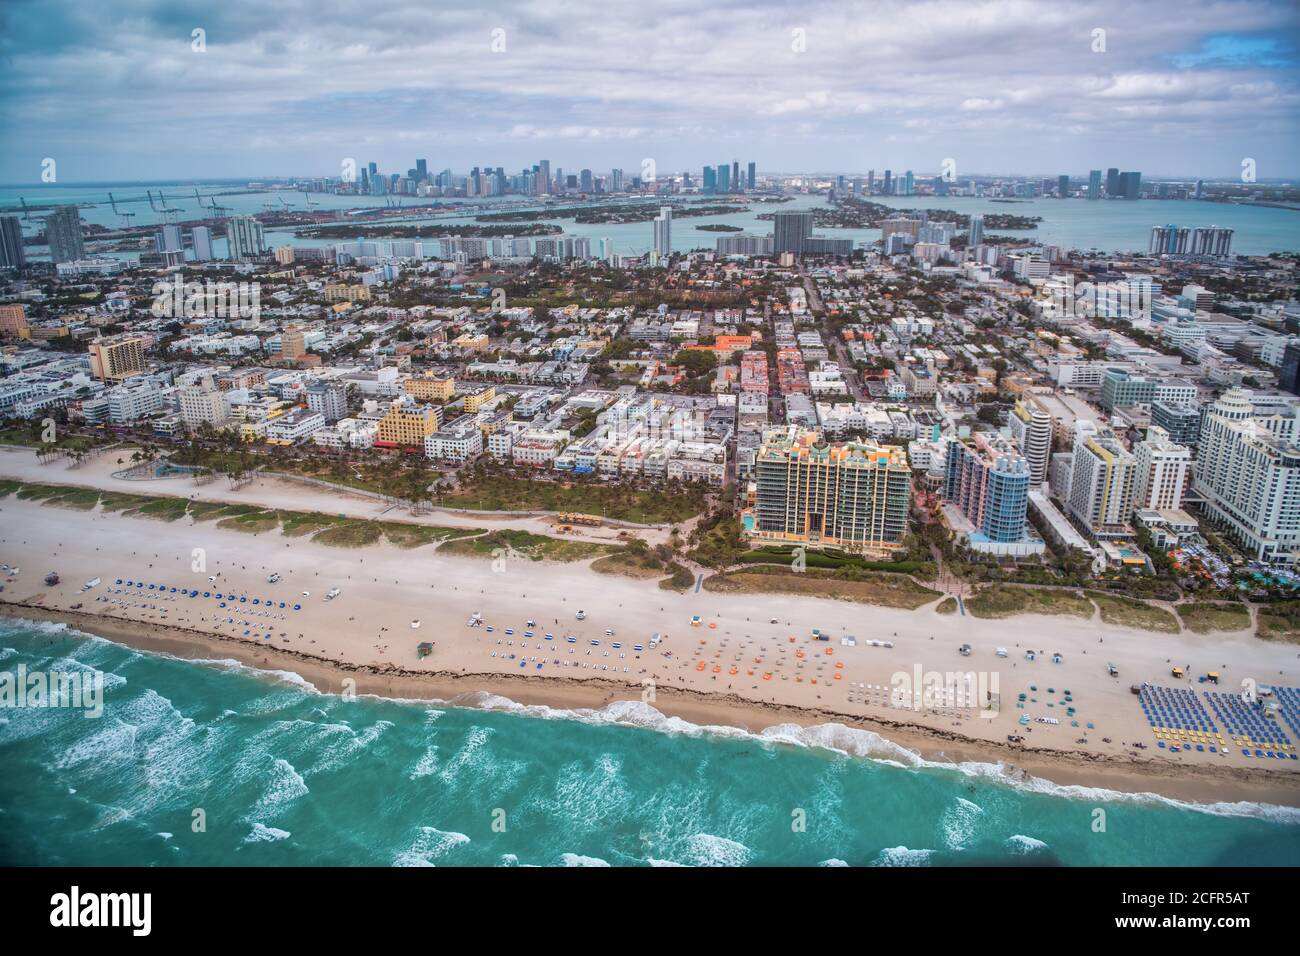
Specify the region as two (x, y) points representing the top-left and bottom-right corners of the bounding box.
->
(738, 547), (922, 574)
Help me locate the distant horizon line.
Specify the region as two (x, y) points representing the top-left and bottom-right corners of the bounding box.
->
(1, 172), (1297, 190)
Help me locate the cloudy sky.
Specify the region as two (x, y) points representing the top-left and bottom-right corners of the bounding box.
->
(1, 0), (1297, 184)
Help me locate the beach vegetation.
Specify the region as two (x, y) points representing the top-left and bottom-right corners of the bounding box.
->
(659, 561), (696, 592)
(444, 468), (707, 524)
(277, 511), (340, 537)
(1087, 591), (1179, 633)
(965, 584), (1094, 619)
(703, 566), (940, 609)
(1177, 601), (1251, 634)
(97, 491), (159, 513)
(1256, 601), (1300, 642)
(439, 528), (614, 562)
(134, 496), (192, 521)
(313, 519), (384, 548)
(377, 522), (479, 549)
(217, 509), (281, 534)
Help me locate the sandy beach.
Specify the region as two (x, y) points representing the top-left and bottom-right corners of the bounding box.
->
(4, 448), (1300, 808)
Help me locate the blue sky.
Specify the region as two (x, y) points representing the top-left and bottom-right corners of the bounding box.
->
(1, 0), (1297, 183)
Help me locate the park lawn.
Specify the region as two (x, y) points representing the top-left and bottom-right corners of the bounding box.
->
(1177, 601), (1252, 634)
(445, 474), (705, 524)
(1087, 592), (1180, 633)
(702, 566), (940, 610)
(267, 464), (388, 497)
(965, 585), (1094, 620)
(0, 429), (96, 451)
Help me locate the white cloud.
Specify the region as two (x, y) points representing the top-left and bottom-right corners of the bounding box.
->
(0, 0), (1296, 179)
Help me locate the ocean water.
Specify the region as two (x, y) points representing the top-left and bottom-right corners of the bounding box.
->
(1, 617), (1298, 867)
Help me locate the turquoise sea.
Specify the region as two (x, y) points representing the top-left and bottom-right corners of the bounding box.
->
(2, 617), (1298, 867)
(2, 183), (1298, 258)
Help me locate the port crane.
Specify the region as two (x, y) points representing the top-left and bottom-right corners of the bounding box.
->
(193, 188), (229, 219)
(148, 189), (181, 224)
(108, 192), (136, 227)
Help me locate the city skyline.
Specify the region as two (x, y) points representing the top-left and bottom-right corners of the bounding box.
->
(1, 0), (1298, 183)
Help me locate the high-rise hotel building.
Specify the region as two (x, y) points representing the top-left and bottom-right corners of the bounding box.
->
(45, 205), (84, 264)
(88, 334), (146, 382)
(944, 433), (1035, 551)
(0, 303), (30, 339)
(747, 428), (911, 555)
(1066, 428), (1137, 539)
(1194, 389), (1300, 564)
(0, 214), (26, 270)
(1006, 397), (1052, 484)
(226, 215), (265, 261)
(1132, 426), (1191, 511)
(375, 395), (441, 450)
(652, 207), (672, 258)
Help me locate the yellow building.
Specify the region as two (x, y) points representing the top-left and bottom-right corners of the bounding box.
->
(88, 335), (146, 382)
(376, 396), (440, 448)
(404, 374), (455, 402)
(452, 333), (489, 351)
(0, 304), (30, 339)
(463, 384), (496, 413)
(29, 324), (70, 340)
(477, 410), (512, 437)
(324, 283), (371, 303)
(280, 326), (307, 362)
(745, 428), (912, 555)
(239, 421), (268, 443)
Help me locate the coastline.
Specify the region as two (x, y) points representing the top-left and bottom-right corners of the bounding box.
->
(4, 450), (1300, 816)
(6, 601), (1299, 810)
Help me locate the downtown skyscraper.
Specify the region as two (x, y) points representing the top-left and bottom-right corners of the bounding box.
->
(1087, 169), (1102, 200)
(0, 214), (25, 270)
